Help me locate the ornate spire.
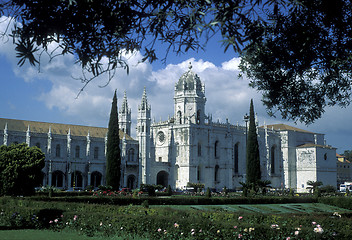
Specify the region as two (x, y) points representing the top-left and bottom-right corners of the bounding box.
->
(139, 86), (150, 111)
(3, 123), (8, 146)
(188, 62), (192, 70)
(26, 125), (30, 146)
(121, 91), (128, 113)
(47, 126), (52, 155)
(142, 87), (147, 104)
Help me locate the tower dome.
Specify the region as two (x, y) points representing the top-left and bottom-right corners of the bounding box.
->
(176, 62), (203, 92)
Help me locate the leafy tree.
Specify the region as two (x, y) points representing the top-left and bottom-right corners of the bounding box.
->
(343, 150), (352, 162)
(246, 99), (261, 185)
(105, 90), (121, 190)
(306, 180), (323, 194)
(0, 143), (45, 196)
(239, 0), (352, 123)
(257, 180), (271, 195)
(2, 0), (352, 122)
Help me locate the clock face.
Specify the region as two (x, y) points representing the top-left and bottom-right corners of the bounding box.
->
(157, 131), (165, 144)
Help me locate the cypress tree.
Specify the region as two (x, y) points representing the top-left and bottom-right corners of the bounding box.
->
(246, 99), (261, 185)
(106, 90), (121, 190)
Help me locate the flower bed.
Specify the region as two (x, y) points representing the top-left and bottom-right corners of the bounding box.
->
(1, 196), (352, 239)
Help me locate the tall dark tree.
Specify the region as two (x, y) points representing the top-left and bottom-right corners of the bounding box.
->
(246, 99), (261, 185)
(106, 90), (121, 190)
(0, 143), (45, 196)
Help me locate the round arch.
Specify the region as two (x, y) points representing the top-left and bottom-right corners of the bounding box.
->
(71, 171), (83, 188)
(156, 171), (169, 187)
(127, 174), (136, 189)
(52, 170), (64, 188)
(91, 171), (102, 187)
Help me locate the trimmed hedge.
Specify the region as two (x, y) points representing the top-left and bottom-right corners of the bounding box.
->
(318, 197), (352, 210)
(28, 195), (318, 205)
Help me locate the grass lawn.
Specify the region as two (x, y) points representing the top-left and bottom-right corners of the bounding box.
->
(152, 203), (352, 214)
(0, 229), (146, 240)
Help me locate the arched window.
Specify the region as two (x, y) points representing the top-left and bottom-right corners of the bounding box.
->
(71, 171), (83, 188)
(75, 145), (80, 158)
(197, 165), (201, 181)
(52, 171), (64, 188)
(176, 143), (179, 157)
(94, 147), (99, 159)
(157, 171), (169, 187)
(177, 111), (182, 124)
(234, 142), (239, 173)
(127, 175), (136, 189)
(196, 110), (201, 124)
(128, 148), (135, 162)
(56, 144), (61, 157)
(91, 171), (102, 187)
(214, 141), (219, 158)
(215, 165), (219, 182)
(198, 142), (201, 156)
(271, 145), (276, 174)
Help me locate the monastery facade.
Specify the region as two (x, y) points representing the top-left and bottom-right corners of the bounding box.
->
(0, 64), (337, 192)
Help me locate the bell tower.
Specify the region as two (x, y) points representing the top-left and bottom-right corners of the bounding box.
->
(174, 62), (206, 125)
(137, 87), (151, 185)
(119, 91), (131, 136)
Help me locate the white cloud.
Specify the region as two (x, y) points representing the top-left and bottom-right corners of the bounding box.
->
(1, 16), (352, 151)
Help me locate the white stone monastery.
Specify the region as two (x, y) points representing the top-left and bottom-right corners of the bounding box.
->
(0, 64), (337, 192)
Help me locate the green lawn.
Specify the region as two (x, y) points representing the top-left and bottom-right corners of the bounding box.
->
(0, 229), (146, 240)
(152, 203), (352, 214)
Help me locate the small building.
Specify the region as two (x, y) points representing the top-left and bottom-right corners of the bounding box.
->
(337, 153), (352, 186)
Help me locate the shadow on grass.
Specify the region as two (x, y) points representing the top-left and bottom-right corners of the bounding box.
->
(0, 226), (34, 230)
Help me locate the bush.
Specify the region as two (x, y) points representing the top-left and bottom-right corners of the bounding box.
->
(320, 185), (336, 194)
(205, 188), (211, 198)
(2, 196), (352, 239)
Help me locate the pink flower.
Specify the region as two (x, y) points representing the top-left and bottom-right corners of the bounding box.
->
(238, 216), (243, 220)
(234, 226), (238, 229)
(174, 223), (179, 228)
(286, 237), (291, 240)
(157, 228), (162, 232)
(73, 215), (78, 221)
(238, 233), (243, 238)
(54, 219), (58, 223)
(295, 230), (299, 236)
(49, 220), (53, 224)
(271, 224), (279, 229)
(312, 221), (317, 225)
(314, 227), (324, 234)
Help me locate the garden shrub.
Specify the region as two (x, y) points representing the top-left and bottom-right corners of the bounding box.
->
(2, 197), (352, 239)
(318, 197), (352, 210)
(205, 187), (211, 198)
(37, 208), (64, 228)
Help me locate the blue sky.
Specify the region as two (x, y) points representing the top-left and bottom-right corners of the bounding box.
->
(0, 16), (351, 153)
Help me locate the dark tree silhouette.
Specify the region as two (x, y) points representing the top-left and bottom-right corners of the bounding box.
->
(106, 90), (121, 190)
(246, 99), (261, 185)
